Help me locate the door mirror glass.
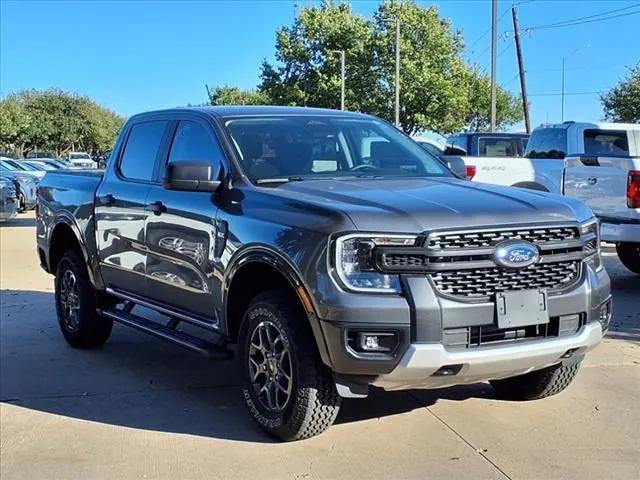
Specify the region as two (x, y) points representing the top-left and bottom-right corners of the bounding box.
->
(163, 161), (220, 192)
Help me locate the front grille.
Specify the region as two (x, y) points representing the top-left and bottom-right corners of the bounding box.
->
(428, 226), (579, 250)
(430, 260), (581, 299)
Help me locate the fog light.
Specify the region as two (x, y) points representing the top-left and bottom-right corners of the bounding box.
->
(350, 331), (398, 354)
(363, 335), (380, 350)
(598, 300), (612, 330)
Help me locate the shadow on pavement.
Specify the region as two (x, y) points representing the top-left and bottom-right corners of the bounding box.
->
(0, 289), (491, 444)
(1, 215), (37, 228)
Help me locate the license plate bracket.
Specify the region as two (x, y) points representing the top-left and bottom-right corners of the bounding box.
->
(496, 289), (549, 329)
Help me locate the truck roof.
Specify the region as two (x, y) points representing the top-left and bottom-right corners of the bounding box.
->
(450, 132), (529, 138)
(130, 106), (370, 120)
(540, 121), (640, 131)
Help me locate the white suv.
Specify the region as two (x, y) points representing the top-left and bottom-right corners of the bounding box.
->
(67, 152), (95, 169)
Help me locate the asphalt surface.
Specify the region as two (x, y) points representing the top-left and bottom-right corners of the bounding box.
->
(1, 212), (638, 480)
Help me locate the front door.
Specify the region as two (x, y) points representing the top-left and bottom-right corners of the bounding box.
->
(95, 119), (170, 296)
(144, 118), (226, 325)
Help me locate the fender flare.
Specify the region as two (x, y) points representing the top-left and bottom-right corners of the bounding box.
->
(48, 212), (102, 288)
(222, 246), (332, 366)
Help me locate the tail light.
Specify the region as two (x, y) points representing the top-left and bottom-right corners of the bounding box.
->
(628, 170), (640, 208)
(466, 165), (476, 180)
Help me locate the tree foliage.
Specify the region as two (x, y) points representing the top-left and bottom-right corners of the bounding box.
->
(253, 0), (521, 134)
(601, 66), (640, 123)
(208, 85), (270, 106)
(0, 89), (124, 155)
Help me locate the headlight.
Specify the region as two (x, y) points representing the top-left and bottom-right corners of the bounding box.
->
(580, 218), (602, 271)
(333, 234), (417, 293)
(16, 175), (34, 184)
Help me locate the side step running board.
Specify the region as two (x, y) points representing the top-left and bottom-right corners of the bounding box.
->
(100, 308), (231, 360)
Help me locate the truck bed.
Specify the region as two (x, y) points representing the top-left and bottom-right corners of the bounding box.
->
(36, 169), (104, 273)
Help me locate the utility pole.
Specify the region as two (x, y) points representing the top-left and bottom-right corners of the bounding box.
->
(329, 50), (346, 110)
(395, 18), (401, 128)
(490, 0), (497, 132)
(511, 5), (530, 133)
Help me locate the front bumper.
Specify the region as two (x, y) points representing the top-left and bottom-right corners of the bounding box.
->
(317, 262), (611, 391)
(372, 320), (603, 390)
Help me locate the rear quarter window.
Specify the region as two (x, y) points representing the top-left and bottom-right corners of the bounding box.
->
(525, 128), (567, 159)
(583, 130), (629, 156)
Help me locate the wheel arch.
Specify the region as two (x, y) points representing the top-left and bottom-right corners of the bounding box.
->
(48, 214), (99, 286)
(223, 247), (331, 366)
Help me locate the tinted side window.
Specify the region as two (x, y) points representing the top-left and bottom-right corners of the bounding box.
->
(525, 128), (567, 159)
(120, 121), (168, 181)
(584, 130), (629, 156)
(168, 121), (224, 170)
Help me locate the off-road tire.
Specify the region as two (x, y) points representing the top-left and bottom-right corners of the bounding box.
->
(616, 242), (640, 274)
(490, 362), (580, 400)
(239, 291), (341, 441)
(54, 250), (113, 348)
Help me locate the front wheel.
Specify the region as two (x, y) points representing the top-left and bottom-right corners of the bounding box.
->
(616, 242), (640, 274)
(54, 250), (113, 348)
(239, 291), (341, 441)
(490, 362), (580, 400)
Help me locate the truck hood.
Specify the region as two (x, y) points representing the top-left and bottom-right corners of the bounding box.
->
(271, 177), (594, 232)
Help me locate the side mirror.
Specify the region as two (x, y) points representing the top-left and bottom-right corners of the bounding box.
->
(163, 161), (221, 192)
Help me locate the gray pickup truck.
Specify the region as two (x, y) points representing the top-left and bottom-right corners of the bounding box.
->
(36, 107), (612, 441)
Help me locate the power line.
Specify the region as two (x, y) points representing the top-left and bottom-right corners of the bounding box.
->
(466, 5), (511, 54)
(497, 39), (514, 59)
(528, 91), (603, 97)
(523, 4), (640, 31)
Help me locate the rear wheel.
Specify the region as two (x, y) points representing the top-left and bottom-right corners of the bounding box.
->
(490, 362), (580, 400)
(239, 291), (341, 441)
(54, 250), (113, 348)
(616, 242), (640, 274)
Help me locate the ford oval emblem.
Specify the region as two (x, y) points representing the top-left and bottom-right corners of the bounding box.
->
(493, 240), (539, 268)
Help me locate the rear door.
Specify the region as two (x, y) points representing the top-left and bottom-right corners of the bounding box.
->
(95, 119), (170, 295)
(143, 116), (226, 325)
(563, 128), (640, 221)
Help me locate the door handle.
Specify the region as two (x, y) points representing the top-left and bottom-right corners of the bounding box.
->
(97, 193), (116, 206)
(147, 200), (166, 216)
(587, 177), (598, 185)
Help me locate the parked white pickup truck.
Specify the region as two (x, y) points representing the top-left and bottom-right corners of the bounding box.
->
(446, 122), (639, 273)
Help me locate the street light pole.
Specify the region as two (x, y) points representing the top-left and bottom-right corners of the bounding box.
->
(328, 50), (346, 110)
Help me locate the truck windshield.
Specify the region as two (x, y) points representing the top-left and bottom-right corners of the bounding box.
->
(223, 116), (451, 182)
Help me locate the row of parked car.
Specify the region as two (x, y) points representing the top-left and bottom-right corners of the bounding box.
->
(0, 151), (103, 222)
(414, 121), (640, 274)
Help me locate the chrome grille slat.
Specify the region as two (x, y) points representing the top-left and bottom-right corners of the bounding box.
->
(430, 261), (581, 299)
(428, 226), (579, 250)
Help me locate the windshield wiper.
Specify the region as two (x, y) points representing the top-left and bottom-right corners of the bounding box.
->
(256, 176), (305, 185)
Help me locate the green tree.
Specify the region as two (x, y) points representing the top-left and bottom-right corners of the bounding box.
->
(258, 0), (521, 134)
(601, 66), (640, 123)
(0, 89), (124, 155)
(464, 69), (523, 132)
(0, 96), (31, 155)
(208, 86), (270, 106)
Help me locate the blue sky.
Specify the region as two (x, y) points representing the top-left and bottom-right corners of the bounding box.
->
(1, 0), (639, 131)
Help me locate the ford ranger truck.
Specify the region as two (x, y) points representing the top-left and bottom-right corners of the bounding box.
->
(36, 107), (612, 441)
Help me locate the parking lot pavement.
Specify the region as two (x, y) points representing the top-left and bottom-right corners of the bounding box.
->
(1, 213), (639, 480)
